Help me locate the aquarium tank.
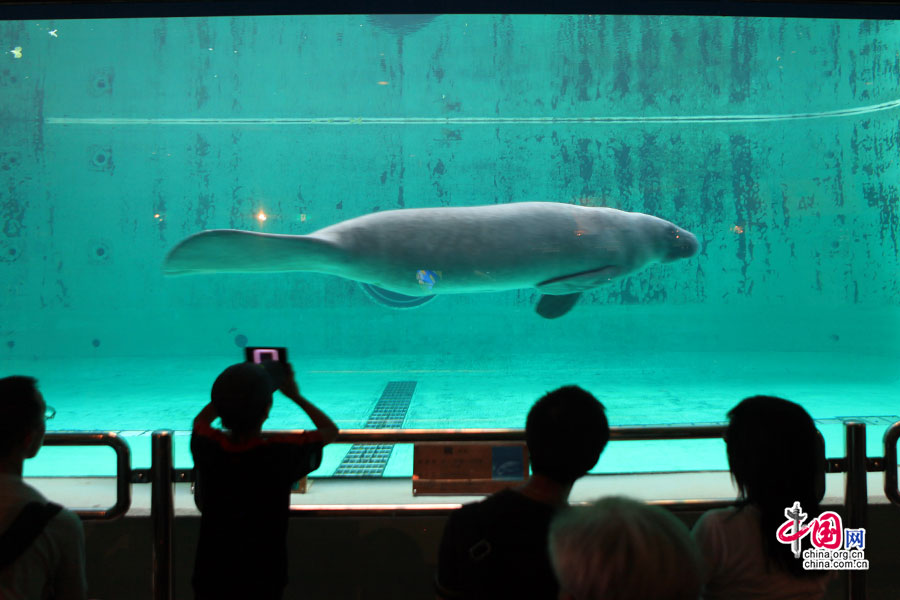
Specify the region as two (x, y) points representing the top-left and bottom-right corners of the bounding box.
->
(1, 12), (898, 477)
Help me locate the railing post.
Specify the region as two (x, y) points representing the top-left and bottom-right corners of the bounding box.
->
(883, 423), (900, 506)
(151, 430), (174, 600)
(844, 422), (867, 600)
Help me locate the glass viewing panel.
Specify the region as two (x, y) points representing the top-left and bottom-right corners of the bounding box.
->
(2, 13), (898, 474)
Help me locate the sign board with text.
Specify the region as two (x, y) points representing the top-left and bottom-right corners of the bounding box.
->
(413, 442), (529, 495)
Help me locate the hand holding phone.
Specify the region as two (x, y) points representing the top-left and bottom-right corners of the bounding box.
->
(241, 346), (336, 442)
(244, 347), (289, 390)
(244, 347), (288, 364)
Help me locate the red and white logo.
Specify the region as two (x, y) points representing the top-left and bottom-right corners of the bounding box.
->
(776, 501), (868, 571)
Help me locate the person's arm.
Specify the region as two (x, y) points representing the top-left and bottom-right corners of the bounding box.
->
(279, 362), (339, 444)
(193, 402), (218, 430)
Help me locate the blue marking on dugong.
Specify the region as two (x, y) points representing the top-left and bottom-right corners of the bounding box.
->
(163, 202), (698, 318)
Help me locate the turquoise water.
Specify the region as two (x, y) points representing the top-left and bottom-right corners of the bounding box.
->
(7, 351), (900, 476)
(2, 15), (899, 476)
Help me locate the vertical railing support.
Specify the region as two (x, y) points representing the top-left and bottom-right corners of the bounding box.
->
(151, 430), (174, 600)
(844, 422), (867, 600)
(882, 423), (900, 506)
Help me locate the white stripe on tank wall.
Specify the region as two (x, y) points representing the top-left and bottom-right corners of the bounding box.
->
(43, 98), (900, 126)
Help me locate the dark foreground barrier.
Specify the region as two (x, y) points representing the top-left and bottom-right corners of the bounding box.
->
(45, 421), (891, 600)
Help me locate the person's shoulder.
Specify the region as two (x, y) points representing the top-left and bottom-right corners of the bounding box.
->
(458, 488), (515, 512)
(457, 489), (545, 524)
(447, 491), (505, 524)
(699, 505), (741, 522)
(445, 489), (537, 524)
(485, 488), (554, 514)
(41, 504), (85, 549)
(485, 488), (527, 502)
(695, 505), (755, 537)
(3, 475), (47, 503)
(263, 430), (324, 447)
(443, 494), (506, 544)
(49, 505), (84, 531)
(191, 423), (229, 448)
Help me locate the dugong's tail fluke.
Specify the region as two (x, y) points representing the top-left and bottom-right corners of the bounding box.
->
(163, 229), (344, 275)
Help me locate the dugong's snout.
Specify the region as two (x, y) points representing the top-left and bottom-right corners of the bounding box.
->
(662, 226), (699, 262)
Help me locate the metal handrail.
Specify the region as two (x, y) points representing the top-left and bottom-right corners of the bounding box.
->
(135, 426), (733, 484)
(883, 421), (900, 505)
(147, 426), (847, 483)
(138, 426), (730, 484)
(334, 425), (728, 443)
(42, 432), (131, 520)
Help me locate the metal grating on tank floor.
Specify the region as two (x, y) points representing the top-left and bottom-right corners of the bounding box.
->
(333, 381), (416, 477)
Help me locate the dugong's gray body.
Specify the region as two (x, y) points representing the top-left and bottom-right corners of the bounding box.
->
(164, 202), (698, 318)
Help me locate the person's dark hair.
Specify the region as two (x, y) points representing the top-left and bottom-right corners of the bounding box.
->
(211, 363), (276, 434)
(526, 385), (609, 485)
(0, 375), (43, 456)
(726, 395), (823, 578)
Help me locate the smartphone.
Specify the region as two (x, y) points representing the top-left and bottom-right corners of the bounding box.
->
(244, 346), (288, 364)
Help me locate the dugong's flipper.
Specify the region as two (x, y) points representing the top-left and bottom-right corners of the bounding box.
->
(536, 293), (582, 319)
(536, 266), (622, 294)
(534, 265), (622, 318)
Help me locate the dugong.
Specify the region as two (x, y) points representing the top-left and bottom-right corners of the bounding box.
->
(164, 201), (698, 319)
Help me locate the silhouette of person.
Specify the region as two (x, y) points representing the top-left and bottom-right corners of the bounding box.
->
(191, 361), (338, 600)
(435, 385), (609, 599)
(0, 376), (87, 600)
(693, 395), (834, 599)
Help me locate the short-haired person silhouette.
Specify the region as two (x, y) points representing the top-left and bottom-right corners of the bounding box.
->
(693, 395), (834, 600)
(549, 496), (703, 600)
(435, 385), (610, 599)
(0, 376), (87, 600)
(191, 361), (338, 600)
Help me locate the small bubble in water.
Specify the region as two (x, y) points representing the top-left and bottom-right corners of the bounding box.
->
(92, 338), (101, 348)
(234, 334), (248, 348)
